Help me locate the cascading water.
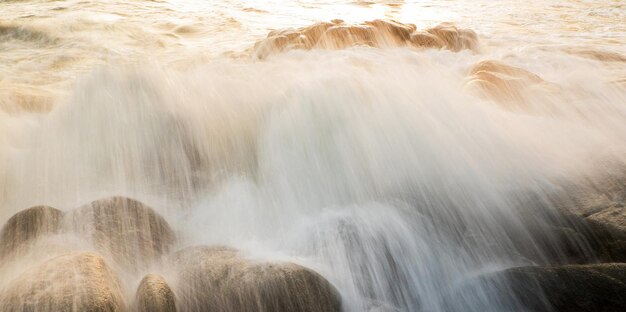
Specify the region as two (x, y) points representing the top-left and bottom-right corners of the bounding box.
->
(1, 1), (626, 311)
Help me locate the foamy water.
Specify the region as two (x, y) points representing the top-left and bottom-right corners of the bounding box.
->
(1, 1), (626, 311)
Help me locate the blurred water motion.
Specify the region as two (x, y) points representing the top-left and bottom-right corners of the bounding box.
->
(0, 1), (625, 311)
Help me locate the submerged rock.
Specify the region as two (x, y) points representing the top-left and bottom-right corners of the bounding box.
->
(68, 196), (175, 271)
(171, 246), (341, 312)
(503, 263), (626, 312)
(135, 274), (177, 312)
(0, 205), (63, 260)
(0, 252), (126, 312)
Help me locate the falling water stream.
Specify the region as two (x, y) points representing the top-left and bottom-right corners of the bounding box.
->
(1, 0), (625, 311)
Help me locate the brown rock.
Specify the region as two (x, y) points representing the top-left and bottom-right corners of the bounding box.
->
(410, 32), (445, 49)
(465, 60), (554, 109)
(566, 48), (626, 63)
(364, 19), (416, 45)
(252, 19), (478, 58)
(0, 252), (126, 312)
(171, 246), (341, 312)
(68, 196), (175, 271)
(0, 205), (63, 260)
(317, 25), (377, 49)
(425, 23), (478, 52)
(135, 274), (177, 312)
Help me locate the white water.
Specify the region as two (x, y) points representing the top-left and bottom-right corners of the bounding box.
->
(1, 1), (626, 311)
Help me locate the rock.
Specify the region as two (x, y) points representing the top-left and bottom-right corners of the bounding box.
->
(317, 25), (377, 49)
(565, 48), (626, 62)
(0, 252), (126, 312)
(465, 60), (556, 109)
(135, 274), (177, 312)
(0, 84), (56, 114)
(364, 19), (416, 44)
(424, 23), (478, 51)
(469, 60), (544, 83)
(409, 32), (445, 49)
(503, 263), (626, 312)
(582, 215), (626, 262)
(68, 196), (175, 271)
(548, 174), (626, 262)
(171, 246), (341, 312)
(0, 205), (63, 260)
(587, 205), (626, 230)
(469, 61), (543, 103)
(252, 19), (477, 59)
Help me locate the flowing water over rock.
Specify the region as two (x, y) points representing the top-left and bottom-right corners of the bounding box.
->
(1, 1), (626, 311)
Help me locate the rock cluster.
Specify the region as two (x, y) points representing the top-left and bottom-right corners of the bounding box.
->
(0, 197), (341, 312)
(253, 19), (478, 59)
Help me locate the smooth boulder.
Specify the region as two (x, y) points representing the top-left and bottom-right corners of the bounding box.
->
(68, 196), (175, 271)
(171, 246), (341, 312)
(135, 274), (177, 312)
(0, 205), (63, 260)
(0, 252), (126, 312)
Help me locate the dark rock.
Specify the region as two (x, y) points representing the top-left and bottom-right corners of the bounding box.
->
(503, 263), (626, 312)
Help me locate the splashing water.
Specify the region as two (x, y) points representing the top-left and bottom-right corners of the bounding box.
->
(1, 1), (626, 311)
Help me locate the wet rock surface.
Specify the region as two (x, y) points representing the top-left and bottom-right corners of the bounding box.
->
(2, 187), (626, 311)
(503, 263), (626, 312)
(465, 60), (559, 110)
(253, 19), (478, 59)
(135, 274), (177, 312)
(492, 176), (626, 311)
(0, 252), (126, 312)
(0, 205), (63, 260)
(171, 246), (342, 312)
(0, 197), (341, 311)
(68, 196), (176, 271)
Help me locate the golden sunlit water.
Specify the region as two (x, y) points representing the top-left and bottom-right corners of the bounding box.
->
(1, 1), (626, 311)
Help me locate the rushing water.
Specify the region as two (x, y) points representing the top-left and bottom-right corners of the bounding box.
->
(1, 0), (626, 311)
